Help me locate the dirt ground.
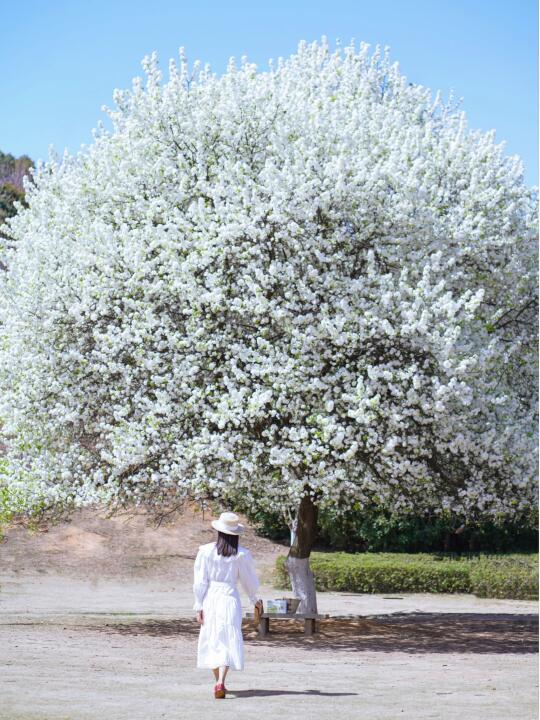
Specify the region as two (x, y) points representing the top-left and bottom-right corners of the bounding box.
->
(1, 504), (538, 720)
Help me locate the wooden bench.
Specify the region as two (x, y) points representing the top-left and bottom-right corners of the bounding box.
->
(245, 611), (329, 637)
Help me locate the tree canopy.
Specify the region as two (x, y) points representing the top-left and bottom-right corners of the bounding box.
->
(0, 39), (537, 528)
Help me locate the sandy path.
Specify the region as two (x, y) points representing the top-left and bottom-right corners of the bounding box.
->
(1, 505), (538, 720)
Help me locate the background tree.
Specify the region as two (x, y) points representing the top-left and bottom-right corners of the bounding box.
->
(0, 151), (33, 244)
(0, 40), (537, 611)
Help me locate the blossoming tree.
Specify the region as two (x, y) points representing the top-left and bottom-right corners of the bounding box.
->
(0, 40), (537, 611)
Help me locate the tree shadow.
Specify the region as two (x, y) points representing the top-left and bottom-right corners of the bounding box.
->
(90, 617), (200, 638)
(87, 612), (538, 655)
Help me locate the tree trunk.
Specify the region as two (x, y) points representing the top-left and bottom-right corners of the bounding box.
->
(285, 490), (318, 614)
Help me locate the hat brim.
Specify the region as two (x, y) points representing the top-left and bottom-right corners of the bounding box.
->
(211, 519), (245, 535)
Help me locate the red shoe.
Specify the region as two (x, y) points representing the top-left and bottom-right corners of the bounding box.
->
(214, 682), (226, 699)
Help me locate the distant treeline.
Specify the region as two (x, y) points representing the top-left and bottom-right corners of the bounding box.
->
(243, 503), (539, 554)
(0, 150), (33, 238)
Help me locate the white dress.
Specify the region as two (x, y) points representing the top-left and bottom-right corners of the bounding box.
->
(193, 541), (260, 671)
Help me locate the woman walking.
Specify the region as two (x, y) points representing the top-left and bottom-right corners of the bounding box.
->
(193, 511), (263, 699)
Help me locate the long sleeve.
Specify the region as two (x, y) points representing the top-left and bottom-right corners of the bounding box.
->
(238, 549), (260, 605)
(192, 547), (209, 611)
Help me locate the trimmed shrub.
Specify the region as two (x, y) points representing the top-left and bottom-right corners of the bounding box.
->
(468, 555), (539, 600)
(274, 552), (539, 600)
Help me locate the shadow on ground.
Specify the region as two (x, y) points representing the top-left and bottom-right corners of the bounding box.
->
(88, 613), (539, 654)
(228, 688), (358, 698)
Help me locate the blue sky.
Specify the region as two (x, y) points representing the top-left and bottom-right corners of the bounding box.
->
(1, 0), (538, 185)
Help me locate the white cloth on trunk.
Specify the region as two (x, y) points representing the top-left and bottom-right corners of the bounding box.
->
(193, 541), (260, 670)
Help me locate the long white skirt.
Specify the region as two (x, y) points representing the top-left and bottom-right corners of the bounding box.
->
(197, 581), (244, 671)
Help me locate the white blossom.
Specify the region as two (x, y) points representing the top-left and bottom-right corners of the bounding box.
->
(0, 38), (537, 523)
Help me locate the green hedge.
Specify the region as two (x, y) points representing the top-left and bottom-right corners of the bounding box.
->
(467, 555), (539, 599)
(275, 552), (539, 600)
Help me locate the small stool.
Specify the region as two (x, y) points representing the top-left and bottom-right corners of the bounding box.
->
(246, 611), (329, 637)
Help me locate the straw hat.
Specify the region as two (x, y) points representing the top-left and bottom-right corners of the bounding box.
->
(211, 511), (245, 536)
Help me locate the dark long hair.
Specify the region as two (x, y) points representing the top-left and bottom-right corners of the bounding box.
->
(216, 530), (239, 557)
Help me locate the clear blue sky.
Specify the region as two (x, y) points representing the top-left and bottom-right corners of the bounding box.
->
(2, 0), (538, 185)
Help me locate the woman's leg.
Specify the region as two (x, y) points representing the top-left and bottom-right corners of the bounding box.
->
(218, 666), (229, 685)
(212, 668), (219, 682)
